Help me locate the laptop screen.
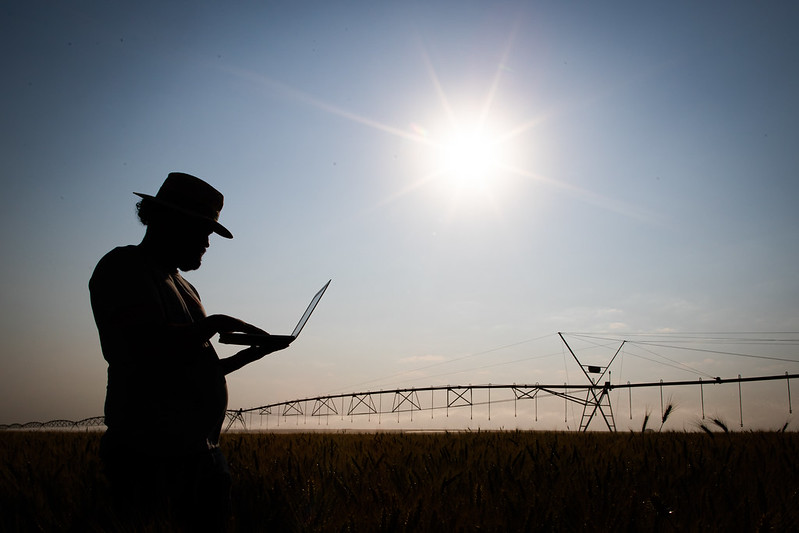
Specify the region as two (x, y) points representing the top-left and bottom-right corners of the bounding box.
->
(291, 279), (331, 337)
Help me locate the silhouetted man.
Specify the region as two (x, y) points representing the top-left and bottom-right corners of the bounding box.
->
(89, 172), (289, 530)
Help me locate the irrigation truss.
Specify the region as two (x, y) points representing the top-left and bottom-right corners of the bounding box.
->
(224, 332), (799, 432)
(0, 416), (105, 431)
(224, 373), (799, 432)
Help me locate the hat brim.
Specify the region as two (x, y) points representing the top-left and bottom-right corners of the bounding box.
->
(134, 193), (233, 239)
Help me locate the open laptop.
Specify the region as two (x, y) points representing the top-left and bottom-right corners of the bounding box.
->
(219, 279), (331, 347)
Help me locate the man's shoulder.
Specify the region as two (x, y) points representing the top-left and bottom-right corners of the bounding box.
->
(95, 245), (143, 269)
(90, 246), (146, 286)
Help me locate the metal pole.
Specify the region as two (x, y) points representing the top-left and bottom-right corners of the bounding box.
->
(738, 374), (744, 428)
(788, 372), (793, 414)
(700, 377), (705, 419)
(628, 381), (632, 420)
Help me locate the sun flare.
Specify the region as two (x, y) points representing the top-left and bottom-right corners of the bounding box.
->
(439, 130), (496, 186)
(435, 125), (507, 192)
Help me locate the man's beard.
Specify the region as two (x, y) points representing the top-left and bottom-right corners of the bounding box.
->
(177, 249), (205, 271)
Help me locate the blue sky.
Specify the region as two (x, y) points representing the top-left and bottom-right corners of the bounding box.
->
(2, 1), (798, 430)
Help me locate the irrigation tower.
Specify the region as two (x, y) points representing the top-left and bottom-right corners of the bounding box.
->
(559, 332), (625, 432)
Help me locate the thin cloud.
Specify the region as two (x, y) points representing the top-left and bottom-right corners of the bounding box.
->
(399, 354), (447, 364)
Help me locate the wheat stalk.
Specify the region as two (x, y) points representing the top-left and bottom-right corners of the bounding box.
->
(711, 417), (729, 433)
(659, 403), (675, 432)
(698, 422), (714, 435)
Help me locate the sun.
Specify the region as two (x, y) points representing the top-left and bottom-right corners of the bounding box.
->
(436, 126), (504, 190)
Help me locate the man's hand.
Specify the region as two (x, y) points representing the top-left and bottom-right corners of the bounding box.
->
(165, 314), (268, 346)
(207, 314), (267, 336)
(219, 339), (292, 375)
(238, 339), (292, 361)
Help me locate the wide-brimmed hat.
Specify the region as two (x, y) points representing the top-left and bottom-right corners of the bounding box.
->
(134, 172), (233, 239)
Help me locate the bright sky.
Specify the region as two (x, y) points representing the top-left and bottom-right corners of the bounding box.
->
(2, 2), (798, 430)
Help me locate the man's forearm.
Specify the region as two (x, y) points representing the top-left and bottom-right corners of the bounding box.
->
(165, 316), (220, 346)
(219, 344), (285, 375)
(219, 350), (257, 375)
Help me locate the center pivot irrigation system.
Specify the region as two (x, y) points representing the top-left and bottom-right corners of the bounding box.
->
(226, 332), (799, 432)
(5, 332), (794, 431)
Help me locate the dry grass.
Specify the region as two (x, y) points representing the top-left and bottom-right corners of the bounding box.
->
(1, 430), (799, 531)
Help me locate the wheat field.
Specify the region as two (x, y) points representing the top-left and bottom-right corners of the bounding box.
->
(1, 430), (798, 531)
